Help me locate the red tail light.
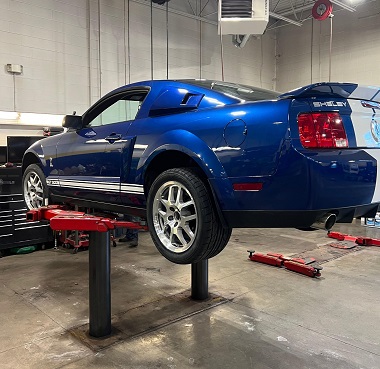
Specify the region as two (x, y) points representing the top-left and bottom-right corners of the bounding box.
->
(297, 112), (348, 149)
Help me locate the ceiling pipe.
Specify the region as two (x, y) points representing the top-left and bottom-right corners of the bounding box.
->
(232, 34), (251, 48)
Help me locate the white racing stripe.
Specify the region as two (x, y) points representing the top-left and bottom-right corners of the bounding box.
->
(46, 177), (144, 194)
(120, 184), (144, 193)
(348, 100), (380, 148)
(363, 149), (380, 203)
(348, 85), (380, 102)
(60, 180), (119, 191)
(348, 99), (380, 203)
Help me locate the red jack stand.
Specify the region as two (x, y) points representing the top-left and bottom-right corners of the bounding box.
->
(247, 250), (323, 278)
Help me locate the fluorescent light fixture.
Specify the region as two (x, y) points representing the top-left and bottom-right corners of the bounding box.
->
(19, 113), (64, 126)
(0, 111), (19, 120)
(0, 111), (64, 126)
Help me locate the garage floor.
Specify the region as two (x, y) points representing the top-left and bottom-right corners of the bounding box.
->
(0, 220), (379, 369)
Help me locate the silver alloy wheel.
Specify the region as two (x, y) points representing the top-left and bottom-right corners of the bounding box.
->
(23, 171), (45, 209)
(152, 180), (198, 253)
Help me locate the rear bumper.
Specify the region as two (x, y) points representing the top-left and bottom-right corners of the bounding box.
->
(223, 203), (379, 228)
(210, 147), (379, 216)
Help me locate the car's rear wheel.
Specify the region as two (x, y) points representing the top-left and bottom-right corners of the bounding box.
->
(23, 164), (49, 210)
(147, 168), (232, 264)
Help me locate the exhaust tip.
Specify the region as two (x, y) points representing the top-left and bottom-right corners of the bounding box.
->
(324, 213), (337, 230)
(311, 213), (337, 231)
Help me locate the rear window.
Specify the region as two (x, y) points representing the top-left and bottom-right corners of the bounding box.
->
(181, 80), (279, 102)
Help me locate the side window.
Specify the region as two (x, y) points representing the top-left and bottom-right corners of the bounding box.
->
(88, 93), (145, 127)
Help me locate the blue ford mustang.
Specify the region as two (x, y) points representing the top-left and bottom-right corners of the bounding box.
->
(22, 80), (380, 263)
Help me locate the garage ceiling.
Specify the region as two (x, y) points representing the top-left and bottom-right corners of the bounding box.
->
(162, 0), (370, 31)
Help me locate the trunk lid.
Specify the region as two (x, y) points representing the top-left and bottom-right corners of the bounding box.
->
(281, 82), (380, 148)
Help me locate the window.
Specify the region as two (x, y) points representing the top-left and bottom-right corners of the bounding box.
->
(181, 80), (279, 102)
(86, 90), (147, 127)
(211, 83), (279, 102)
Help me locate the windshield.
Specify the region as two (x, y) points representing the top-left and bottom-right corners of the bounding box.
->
(181, 80), (279, 102)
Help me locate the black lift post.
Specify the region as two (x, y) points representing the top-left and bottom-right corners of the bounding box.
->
(88, 231), (111, 337)
(191, 259), (209, 300)
(26, 205), (210, 338)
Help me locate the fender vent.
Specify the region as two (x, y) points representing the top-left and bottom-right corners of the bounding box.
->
(222, 0), (252, 18)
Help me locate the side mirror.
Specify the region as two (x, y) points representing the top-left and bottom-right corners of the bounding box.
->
(62, 115), (83, 130)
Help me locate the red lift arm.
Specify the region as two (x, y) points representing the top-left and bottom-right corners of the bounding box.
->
(328, 231), (380, 247)
(26, 205), (148, 232)
(26, 205), (209, 339)
(247, 251), (323, 278)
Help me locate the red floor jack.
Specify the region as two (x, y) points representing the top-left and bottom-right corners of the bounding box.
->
(61, 231), (117, 253)
(62, 231), (89, 253)
(247, 250), (323, 278)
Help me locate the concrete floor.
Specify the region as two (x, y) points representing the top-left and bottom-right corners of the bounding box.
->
(0, 220), (379, 369)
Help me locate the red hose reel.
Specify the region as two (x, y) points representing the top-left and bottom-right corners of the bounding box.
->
(312, 0), (333, 21)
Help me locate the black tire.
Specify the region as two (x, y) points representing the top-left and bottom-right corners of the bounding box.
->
(146, 168), (232, 264)
(22, 164), (49, 210)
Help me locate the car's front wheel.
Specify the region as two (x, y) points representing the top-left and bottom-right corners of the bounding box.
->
(147, 168), (232, 264)
(23, 164), (49, 210)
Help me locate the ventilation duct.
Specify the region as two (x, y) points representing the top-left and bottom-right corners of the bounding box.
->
(218, 0), (269, 35)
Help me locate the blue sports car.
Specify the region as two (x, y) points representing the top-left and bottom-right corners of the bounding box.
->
(22, 79), (380, 263)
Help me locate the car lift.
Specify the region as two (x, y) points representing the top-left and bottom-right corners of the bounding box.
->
(247, 250), (323, 278)
(328, 231), (380, 247)
(27, 205), (210, 338)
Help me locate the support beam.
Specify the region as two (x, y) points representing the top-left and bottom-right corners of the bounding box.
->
(269, 12), (303, 26)
(132, 0), (217, 25)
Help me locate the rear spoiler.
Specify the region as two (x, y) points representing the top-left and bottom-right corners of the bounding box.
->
(279, 82), (380, 104)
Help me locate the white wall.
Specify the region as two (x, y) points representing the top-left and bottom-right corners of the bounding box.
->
(275, 0), (380, 92)
(0, 0), (276, 116)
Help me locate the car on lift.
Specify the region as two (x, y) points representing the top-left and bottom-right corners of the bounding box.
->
(22, 79), (380, 264)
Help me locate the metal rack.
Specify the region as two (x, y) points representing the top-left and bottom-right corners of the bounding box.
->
(0, 167), (53, 252)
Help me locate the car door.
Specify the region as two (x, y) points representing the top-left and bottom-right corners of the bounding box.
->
(53, 88), (148, 205)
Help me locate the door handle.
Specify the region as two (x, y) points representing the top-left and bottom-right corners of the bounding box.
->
(105, 133), (122, 143)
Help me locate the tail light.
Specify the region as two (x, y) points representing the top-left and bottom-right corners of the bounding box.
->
(297, 112), (348, 149)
